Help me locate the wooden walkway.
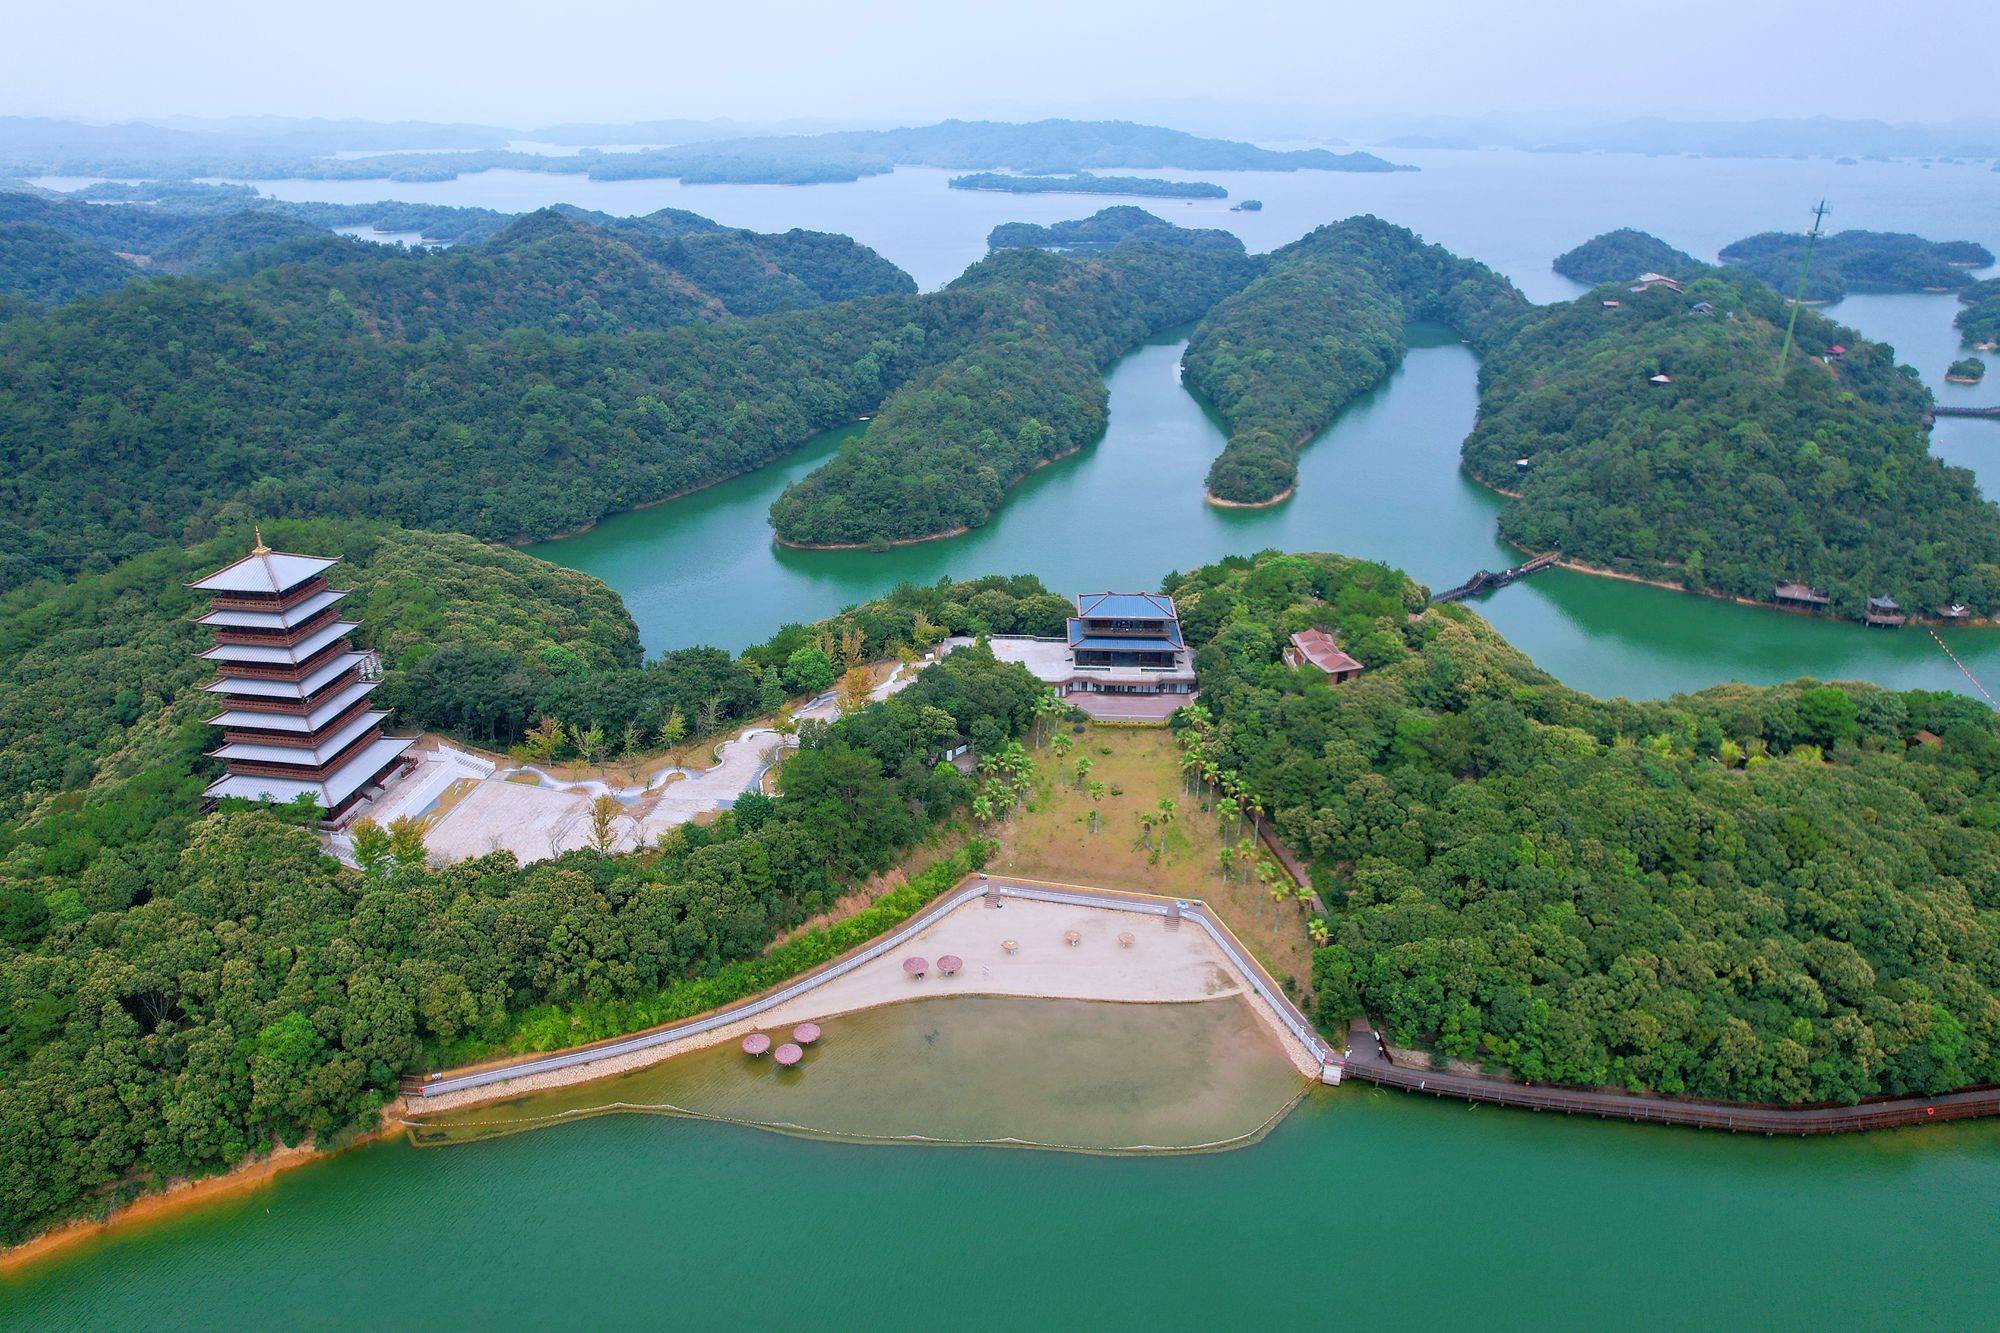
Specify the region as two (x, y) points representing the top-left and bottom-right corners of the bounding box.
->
(1431, 551), (1561, 604)
(1341, 1021), (2000, 1135)
(1930, 405), (2000, 421)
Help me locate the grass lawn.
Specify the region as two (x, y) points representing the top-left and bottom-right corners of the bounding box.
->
(988, 725), (1317, 998)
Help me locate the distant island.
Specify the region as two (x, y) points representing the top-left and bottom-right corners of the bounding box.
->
(948, 171), (1226, 199)
(1231, 199), (1262, 212)
(1959, 279), (2000, 348)
(1947, 356), (1987, 383)
(987, 205), (1243, 253)
(1717, 230), (1995, 302)
(0, 115), (1414, 185)
(1552, 228), (1704, 285)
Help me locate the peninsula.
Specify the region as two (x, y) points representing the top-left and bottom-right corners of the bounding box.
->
(948, 170), (1227, 199)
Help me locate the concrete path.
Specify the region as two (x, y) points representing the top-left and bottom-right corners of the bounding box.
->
(376, 655), (927, 865)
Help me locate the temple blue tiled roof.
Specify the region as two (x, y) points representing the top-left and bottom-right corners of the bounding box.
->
(1067, 618), (1184, 651)
(1075, 591), (1178, 621)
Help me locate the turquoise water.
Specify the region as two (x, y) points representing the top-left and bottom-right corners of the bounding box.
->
(11, 148), (2000, 1322)
(9, 1091), (1999, 1328)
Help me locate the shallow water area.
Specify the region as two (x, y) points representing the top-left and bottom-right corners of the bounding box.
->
(408, 994), (1309, 1154)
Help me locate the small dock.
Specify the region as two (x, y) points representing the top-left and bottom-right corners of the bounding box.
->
(1432, 551), (1560, 604)
(1928, 406), (2000, 425)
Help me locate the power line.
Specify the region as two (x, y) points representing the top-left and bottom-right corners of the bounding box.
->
(1775, 198), (1828, 374)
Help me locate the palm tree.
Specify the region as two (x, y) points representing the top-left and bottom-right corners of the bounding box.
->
(1051, 733), (1072, 762)
(1216, 795), (1240, 839)
(1072, 755), (1093, 790)
(1307, 917), (1331, 948)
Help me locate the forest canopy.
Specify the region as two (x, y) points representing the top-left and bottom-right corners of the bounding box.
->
(1172, 549), (2000, 1106)
(766, 236), (1258, 546)
(1460, 269), (2000, 618)
(1552, 228), (1705, 285)
(1183, 216), (1529, 505)
(1718, 229), (1994, 302)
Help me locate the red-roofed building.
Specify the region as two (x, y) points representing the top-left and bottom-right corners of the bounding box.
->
(1284, 630), (1363, 683)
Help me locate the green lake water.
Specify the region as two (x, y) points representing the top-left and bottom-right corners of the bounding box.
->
(406, 995), (1309, 1153)
(12, 150), (2000, 1324)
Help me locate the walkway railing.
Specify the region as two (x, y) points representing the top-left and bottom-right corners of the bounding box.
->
(1342, 1028), (2000, 1134)
(404, 875), (1335, 1101)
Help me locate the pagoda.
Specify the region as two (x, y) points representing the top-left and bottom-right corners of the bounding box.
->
(192, 535), (414, 822)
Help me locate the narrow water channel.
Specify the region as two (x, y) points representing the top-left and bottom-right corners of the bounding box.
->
(536, 323), (2000, 702)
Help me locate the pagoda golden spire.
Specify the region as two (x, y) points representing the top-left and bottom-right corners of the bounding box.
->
(251, 525), (270, 555)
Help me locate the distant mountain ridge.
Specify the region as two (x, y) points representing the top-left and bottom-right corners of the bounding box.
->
(0, 115), (1411, 183)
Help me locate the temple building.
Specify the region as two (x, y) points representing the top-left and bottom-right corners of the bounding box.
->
(976, 591), (1197, 720)
(192, 538), (414, 823)
(1285, 629), (1364, 683)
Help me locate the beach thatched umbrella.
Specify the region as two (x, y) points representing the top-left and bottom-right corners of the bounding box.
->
(1001, 939), (1019, 954)
(792, 1022), (821, 1045)
(937, 954), (963, 976)
(741, 1032), (772, 1056)
(774, 1042), (804, 1067)
(1064, 930), (1081, 947)
(903, 956), (929, 979)
(1117, 931), (1135, 948)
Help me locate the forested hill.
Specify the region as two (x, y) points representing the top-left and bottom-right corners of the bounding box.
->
(765, 236), (1259, 546)
(0, 190), (915, 325)
(987, 205), (1243, 253)
(1552, 228), (1705, 285)
(1183, 216), (1529, 505)
(1958, 278), (2000, 347)
(1461, 269), (2000, 618)
(1175, 550), (2000, 1105)
(0, 518), (1050, 1246)
(1718, 229), (1994, 302)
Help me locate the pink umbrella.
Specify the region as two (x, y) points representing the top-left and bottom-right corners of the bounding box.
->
(792, 1022), (821, 1045)
(741, 1032), (771, 1057)
(774, 1042), (804, 1067)
(903, 956), (929, 978)
(936, 955), (963, 976)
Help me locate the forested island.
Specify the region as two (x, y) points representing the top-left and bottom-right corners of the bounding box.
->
(1181, 216), (1528, 505)
(1947, 356), (1987, 383)
(1717, 229), (1994, 302)
(948, 171), (1227, 199)
(1461, 265), (2000, 617)
(1551, 228), (1704, 285)
(0, 116), (1410, 185)
(986, 205), (1242, 253)
(1178, 550), (2000, 1103)
(766, 233), (1258, 546)
(1959, 279), (2000, 348)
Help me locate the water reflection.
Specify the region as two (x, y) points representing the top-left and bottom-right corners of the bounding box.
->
(407, 995), (1310, 1155)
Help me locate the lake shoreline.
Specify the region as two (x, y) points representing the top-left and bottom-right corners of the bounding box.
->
(516, 416), (874, 547)
(0, 1125), (399, 1277)
(1464, 465), (2000, 630)
(1205, 485), (1295, 509)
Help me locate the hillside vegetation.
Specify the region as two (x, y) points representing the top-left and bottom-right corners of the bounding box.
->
(1182, 216), (1529, 504)
(1552, 228), (1705, 285)
(1174, 550), (2000, 1105)
(1718, 229), (1993, 302)
(767, 236), (1258, 545)
(1461, 270), (2000, 617)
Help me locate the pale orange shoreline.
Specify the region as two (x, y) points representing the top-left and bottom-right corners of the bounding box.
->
(0, 1125), (399, 1277)
(1462, 464), (1999, 629)
(1204, 486), (1294, 509)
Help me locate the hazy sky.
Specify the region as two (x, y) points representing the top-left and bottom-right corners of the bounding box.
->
(7, 0), (1991, 129)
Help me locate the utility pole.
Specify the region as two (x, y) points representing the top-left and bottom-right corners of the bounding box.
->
(1776, 199), (1829, 374)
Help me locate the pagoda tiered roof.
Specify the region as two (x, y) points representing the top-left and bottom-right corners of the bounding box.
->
(196, 587), (348, 630)
(192, 542), (411, 820)
(190, 549), (339, 595)
(203, 652), (365, 699)
(199, 619), (359, 666)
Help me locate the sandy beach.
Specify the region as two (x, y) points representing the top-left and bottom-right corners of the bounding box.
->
(405, 892), (1322, 1116)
